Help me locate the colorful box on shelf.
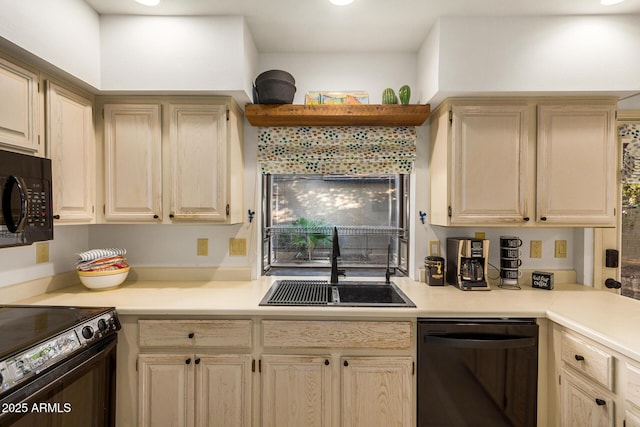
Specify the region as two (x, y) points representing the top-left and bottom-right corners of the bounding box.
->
(305, 91), (369, 105)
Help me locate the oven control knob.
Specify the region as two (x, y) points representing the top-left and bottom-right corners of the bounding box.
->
(97, 319), (108, 332)
(82, 326), (94, 340)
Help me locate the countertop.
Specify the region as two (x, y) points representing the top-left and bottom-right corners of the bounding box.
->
(14, 275), (640, 361)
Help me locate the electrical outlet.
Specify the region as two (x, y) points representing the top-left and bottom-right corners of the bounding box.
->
(555, 240), (567, 258)
(35, 242), (49, 263)
(229, 238), (247, 256)
(429, 240), (441, 256)
(530, 240), (542, 258)
(197, 238), (208, 256)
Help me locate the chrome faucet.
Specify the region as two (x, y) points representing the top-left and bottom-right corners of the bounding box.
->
(330, 226), (345, 284)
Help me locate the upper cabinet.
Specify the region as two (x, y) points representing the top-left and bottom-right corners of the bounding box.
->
(429, 98), (617, 227)
(99, 97), (244, 224)
(46, 81), (96, 224)
(103, 103), (162, 222)
(0, 56), (40, 154)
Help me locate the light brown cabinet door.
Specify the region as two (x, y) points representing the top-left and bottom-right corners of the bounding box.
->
(560, 370), (614, 427)
(168, 104), (228, 222)
(450, 104), (531, 225)
(261, 354), (332, 427)
(0, 57), (39, 154)
(341, 356), (413, 427)
(103, 104), (162, 221)
(196, 354), (252, 427)
(138, 354), (194, 427)
(537, 103), (616, 226)
(46, 81), (95, 223)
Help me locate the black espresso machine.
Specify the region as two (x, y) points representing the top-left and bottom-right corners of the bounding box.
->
(446, 238), (490, 291)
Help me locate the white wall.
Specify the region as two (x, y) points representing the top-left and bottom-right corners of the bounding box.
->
(258, 53), (417, 105)
(0, 226), (89, 289)
(420, 15), (640, 106)
(0, 0), (101, 88)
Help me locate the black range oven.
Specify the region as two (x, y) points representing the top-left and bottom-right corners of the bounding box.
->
(0, 305), (120, 426)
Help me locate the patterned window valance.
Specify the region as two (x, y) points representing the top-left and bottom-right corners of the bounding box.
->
(621, 123), (640, 183)
(257, 126), (417, 175)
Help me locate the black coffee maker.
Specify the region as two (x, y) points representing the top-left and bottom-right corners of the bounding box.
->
(446, 238), (490, 291)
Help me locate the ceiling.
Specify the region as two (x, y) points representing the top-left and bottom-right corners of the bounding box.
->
(84, 0), (640, 53)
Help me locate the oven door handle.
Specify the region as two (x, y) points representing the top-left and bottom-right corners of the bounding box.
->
(424, 333), (536, 350)
(2, 175), (29, 233)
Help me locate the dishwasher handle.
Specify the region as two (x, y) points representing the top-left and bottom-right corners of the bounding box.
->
(424, 333), (536, 350)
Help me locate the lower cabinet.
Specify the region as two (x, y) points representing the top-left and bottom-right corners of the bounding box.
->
(560, 369), (614, 427)
(261, 320), (415, 427)
(134, 318), (415, 427)
(138, 353), (252, 427)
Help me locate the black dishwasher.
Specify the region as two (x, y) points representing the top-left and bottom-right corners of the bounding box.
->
(417, 318), (538, 427)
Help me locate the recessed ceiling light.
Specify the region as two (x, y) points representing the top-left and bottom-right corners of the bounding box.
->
(330, 0), (354, 5)
(135, 0), (160, 6)
(600, 0), (624, 5)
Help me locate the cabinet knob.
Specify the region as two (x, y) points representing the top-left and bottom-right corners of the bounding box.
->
(195, 358), (201, 365)
(185, 358), (192, 365)
(188, 333), (195, 339)
(324, 359), (330, 366)
(523, 216), (530, 222)
(595, 398), (606, 406)
(540, 216), (547, 221)
(169, 214), (175, 219)
(53, 214), (61, 220)
(343, 360), (349, 367)
(574, 354), (585, 361)
(153, 214), (159, 219)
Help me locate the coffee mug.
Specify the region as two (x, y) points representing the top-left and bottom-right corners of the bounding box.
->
(500, 268), (522, 279)
(500, 248), (522, 258)
(500, 236), (523, 248)
(500, 258), (522, 268)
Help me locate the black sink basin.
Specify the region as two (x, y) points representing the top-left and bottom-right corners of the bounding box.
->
(259, 280), (415, 307)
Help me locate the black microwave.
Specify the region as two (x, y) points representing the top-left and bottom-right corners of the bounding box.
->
(0, 149), (53, 247)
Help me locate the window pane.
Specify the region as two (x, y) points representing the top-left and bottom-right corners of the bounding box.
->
(622, 183), (640, 300)
(265, 174), (404, 269)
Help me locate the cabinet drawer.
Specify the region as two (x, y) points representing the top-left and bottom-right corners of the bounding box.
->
(262, 320), (412, 349)
(139, 320), (252, 348)
(561, 331), (613, 390)
(627, 362), (640, 409)
(627, 409), (640, 427)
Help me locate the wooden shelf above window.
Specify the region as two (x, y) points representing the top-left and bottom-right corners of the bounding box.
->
(244, 104), (430, 127)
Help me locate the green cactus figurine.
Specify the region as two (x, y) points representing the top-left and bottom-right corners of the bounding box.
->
(399, 85), (411, 105)
(382, 88), (398, 104)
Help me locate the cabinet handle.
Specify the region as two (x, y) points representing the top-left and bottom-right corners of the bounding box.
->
(343, 360), (349, 367)
(153, 214), (159, 219)
(523, 216), (530, 222)
(595, 398), (606, 406)
(53, 214), (61, 220)
(185, 358), (192, 365)
(574, 354), (585, 361)
(169, 214), (174, 219)
(195, 358), (201, 365)
(324, 359), (330, 366)
(540, 216), (547, 221)
(188, 333), (195, 339)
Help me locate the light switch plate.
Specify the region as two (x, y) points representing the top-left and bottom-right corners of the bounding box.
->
(530, 240), (542, 258)
(230, 238), (247, 256)
(197, 238), (209, 256)
(555, 240), (567, 258)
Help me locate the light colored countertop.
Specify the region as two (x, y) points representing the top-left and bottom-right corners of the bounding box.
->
(14, 275), (640, 361)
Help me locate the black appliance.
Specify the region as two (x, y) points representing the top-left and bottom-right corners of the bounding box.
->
(446, 238), (491, 290)
(0, 305), (120, 426)
(417, 318), (538, 427)
(0, 149), (53, 247)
